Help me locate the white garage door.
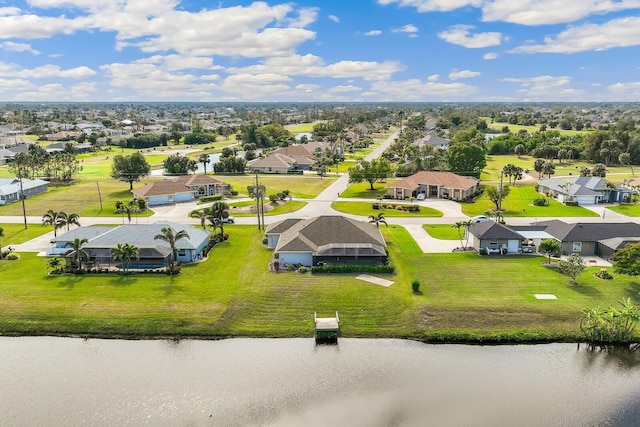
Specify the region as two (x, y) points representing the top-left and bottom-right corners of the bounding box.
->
(507, 240), (519, 253)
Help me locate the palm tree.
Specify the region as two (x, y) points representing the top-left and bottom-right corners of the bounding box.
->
(154, 226), (190, 272)
(42, 210), (65, 237)
(111, 243), (139, 273)
(452, 221), (467, 248)
(47, 256), (64, 273)
(210, 201), (230, 238)
(59, 212), (81, 232)
(368, 212), (388, 228)
(64, 237), (89, 271)
(190, 208), (213, 229)
(199, 153), (211, 175)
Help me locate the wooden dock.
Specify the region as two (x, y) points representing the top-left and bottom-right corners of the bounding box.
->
(314, 311), (339, 343)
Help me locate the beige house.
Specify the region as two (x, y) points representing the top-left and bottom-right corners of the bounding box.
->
(386, 171), (479, 201)
(133, 175), (230, 206)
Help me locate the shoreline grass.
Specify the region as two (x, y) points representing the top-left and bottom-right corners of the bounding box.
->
(1, 225), (636, 342)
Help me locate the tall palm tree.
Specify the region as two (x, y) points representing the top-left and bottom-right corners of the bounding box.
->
(190, 207), (213, 229)
(154, 226), (190, 272)
(64, 237), (89, 271)
(210, 201), (230, 237)
(368, 212), (387, 228)
(42, 209), (64, 237)
(111, 243), (139, 273)
(198, 153), (211, 175)
(57, 212), (81, 232)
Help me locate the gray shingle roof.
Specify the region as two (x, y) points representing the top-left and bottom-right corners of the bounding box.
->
(469, 221), (524, 240)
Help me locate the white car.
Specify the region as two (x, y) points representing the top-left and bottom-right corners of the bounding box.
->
(472, 215), (490, 223)
(416, 193), (426, 201)
(221, 216), (235, 224)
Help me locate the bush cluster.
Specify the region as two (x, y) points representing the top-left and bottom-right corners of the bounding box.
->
(565, 200), (579, 206)
(372, 203), (420, 212)
(533, 197), (549, 206)
(199, 194), (223, 203)
(594, 268), (614, 280)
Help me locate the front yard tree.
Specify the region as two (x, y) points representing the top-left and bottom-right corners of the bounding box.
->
(199, 153), (211, 175)
(592, 163), (607, 177)
(613, 242), (640, 276)
(211, 201), (230, 238)
(514, 144), (526, 158)
(368, 212), (388, 228)
(558, 253), (586, 285)
(446, 142), (486, 177)
(42, 210), (65, 237)
(111, 152), (151, 190)
(533, 159), (546, 179)
(348, 158), (392, 190)
(452, 220), (473, 249)
(486, 185), (510, 210)
(539, 239), (560, 264)
(542, 161), (555, 178)
(502, 163), (523, 185)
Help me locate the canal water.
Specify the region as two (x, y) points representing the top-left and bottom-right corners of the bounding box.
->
(1, 337), (639, 426)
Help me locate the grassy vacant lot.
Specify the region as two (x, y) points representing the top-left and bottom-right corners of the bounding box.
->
(219, 175), (336, 199)
(423, 224), (460, 240)
(481, 118), (591, 137)
(1, 225), (637, 341)
(331, 201), (442, 217)
(461, 185), (599, 218)
(0, 223), (51, 245)
(228, 200), (307, 217)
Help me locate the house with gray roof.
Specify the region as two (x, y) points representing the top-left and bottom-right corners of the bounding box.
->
(467, 221), (524, 254)
(0, 178), (49, 205)
(265, 216), (387, 267)
(537, 176), (630, 205)
(49, 222), (210, 268)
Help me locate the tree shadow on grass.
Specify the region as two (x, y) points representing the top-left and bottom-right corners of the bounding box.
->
(55, 275), (85, 290)
(158, 280), (184, 296)
(624, 281), (640, 304)
(108, 275), (138, 287)
(567, 283), (603, 298)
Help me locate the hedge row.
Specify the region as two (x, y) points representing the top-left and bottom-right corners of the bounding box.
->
(310, 263), (394, 274)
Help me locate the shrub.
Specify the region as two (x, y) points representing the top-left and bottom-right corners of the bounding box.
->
(286, 264), (296, 271)
(311, 263), (394, 274)
(533, 197), (549, 206)
(411, 279), (420, 293)
(199, 194), (223, 203)
(298, 266), (308, 273)
(230, 190), (239, 196)
(565, 200), (579, 206)
(594, 268), (614, 280)
(5, 252), (20, 260)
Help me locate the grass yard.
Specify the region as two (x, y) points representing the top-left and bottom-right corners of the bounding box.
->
(331, 201), (442, 217)
(229, 200), (307, 216)
(461, 185), (599, 217)
(0, 225), (638, 341)
(607, 203), (640, 217)
(218, 174), (336, 199)
(482, 118), (591, 136)
(339, 181), (397, 199)
(285, 123), (316, 133)
(423, 224), (461, 240)
(0, 223), (52, 245)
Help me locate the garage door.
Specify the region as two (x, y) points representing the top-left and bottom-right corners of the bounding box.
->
(507, 240), (519, 253)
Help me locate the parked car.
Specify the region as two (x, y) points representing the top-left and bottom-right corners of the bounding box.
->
(221, 216), (235, 224)
(472, 215), (490, 223)
(416, 193), (426, 201)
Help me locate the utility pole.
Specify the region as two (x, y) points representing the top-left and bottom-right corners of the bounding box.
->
(18, 175), (27, 230)
(96, 181), (103, 212)
(254, 172), (261, 231)
(498, 170), (504, 212)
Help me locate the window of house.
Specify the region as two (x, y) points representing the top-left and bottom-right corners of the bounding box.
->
(572, 242), (582, 252)
(177, 249), (186, 257)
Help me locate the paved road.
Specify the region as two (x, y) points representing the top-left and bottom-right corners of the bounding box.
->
(5, 131), (633, 254)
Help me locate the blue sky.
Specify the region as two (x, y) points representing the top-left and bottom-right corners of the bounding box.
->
(0, 0), (640, 102)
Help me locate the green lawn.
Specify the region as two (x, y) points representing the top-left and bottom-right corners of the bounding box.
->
(423, 224), (461, 240)
(482, 118), (591, 136)
(218, 175), (336, 199)
(0, 223), (52, 245)
(461, 185), (599, 217)
(229, 200), (307, 216)
(331, 201), (442, 217)
(607, 203), (640, 217)
(340, 181), (397, 198)
(1, 225), (638, 341)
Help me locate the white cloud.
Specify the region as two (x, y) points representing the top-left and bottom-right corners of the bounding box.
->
(0, 62), (95, 79)
(427, 74), (439, 81)
(437, 25), (502, 48)
(377, 0), (482, 13)
(379, 0), (640, 25)
(0, 78), (35, 92)
(0, 42), (40, 55)
(483, 52), (498, 60)
(135, 55), (221, 72)
(365, 30), (382, 36)
(482, 0), (640, 26)
(0, 7), (21, 16)
(328, 85), (362, 93)
(511, 16), (640, 54)
(368, 78), (479, 101)
(449, 69), (481, 80)
(608, 81), (640, 100)
(228, 54), (404, 81)
(392, 24), (418, 34)
(500, 75), (585, 100)
(220, 73), (293, 99)
(328, 15), (340, 23)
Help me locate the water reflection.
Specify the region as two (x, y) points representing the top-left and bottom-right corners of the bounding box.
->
(578, 342), (640, 370)
(1, 338), (640, 426)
